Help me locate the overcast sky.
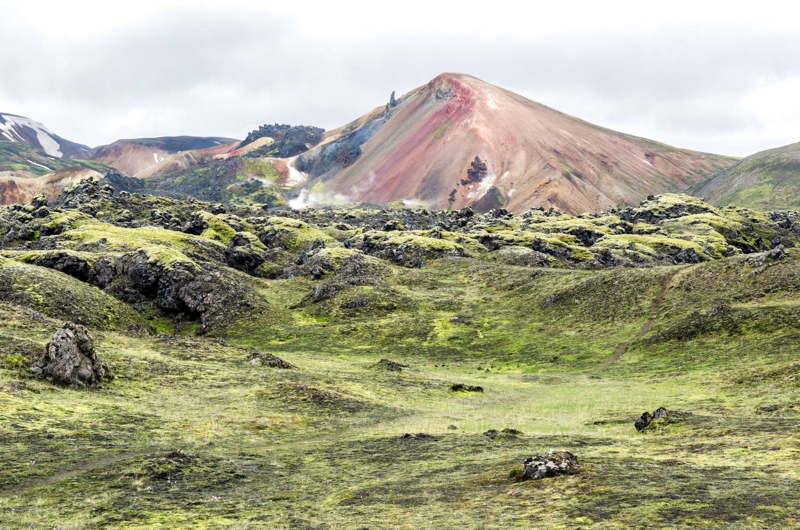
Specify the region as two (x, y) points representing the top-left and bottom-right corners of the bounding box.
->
(1, 1), (799, 157)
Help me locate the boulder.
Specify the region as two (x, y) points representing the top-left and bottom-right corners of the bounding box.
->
(634, 411), (653, 431)
(246, 349), (293, 369)
(635, 406), (687, 431)
(451, 383), (484, 393)
(518, 450), (579, 481)
(31, 322), (112, 387)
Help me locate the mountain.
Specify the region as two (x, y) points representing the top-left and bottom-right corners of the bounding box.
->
(0, 112), (91, 159)
(689, 141), (800, 210)
(0, 167), (105, 204)
(0, 140), (113, 204)
(292, 73), (737, 214)
(90, 136), (238, 178)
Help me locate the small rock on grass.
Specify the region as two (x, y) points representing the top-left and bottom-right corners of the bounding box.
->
(451, 383), (484, 393)
(513, 450), (579, 481)
(400, 433), (436, 440)
(247, 349), (293, 369)
(484, 428), (522, 438)
(635, 407), (692, 431)
(373, 359), (409, 372)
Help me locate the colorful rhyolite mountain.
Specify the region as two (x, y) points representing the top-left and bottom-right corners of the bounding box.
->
(90, 136), (238, 178)
(292, 73), (738, 213)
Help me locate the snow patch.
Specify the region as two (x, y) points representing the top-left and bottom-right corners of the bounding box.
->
(26, 159), (52, 171)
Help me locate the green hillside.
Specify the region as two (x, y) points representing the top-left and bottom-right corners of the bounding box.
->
(1, 184), (799, 528)
(0, 141), (112, 175)
(690, 141), (800, 209)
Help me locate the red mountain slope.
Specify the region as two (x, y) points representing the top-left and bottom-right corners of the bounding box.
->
(295, 73), (737, 213)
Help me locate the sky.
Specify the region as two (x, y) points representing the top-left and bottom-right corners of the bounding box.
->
(1, 1), (800, 157)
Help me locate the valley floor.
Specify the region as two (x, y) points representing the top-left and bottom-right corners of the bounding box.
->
(1, 295), (799, 528)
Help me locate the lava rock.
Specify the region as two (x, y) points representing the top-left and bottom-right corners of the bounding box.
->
(635, 406), (677, 431)
(31, 322), (112, 387)
(451, 383), (484, 393)
(484, 428), (522, 438)
(518, 450), (579, 481)
(400, 433), (435, 440)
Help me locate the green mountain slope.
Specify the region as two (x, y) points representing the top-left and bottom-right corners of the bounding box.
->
(0, 141), (111, 176)
(690, 141), (800, 209)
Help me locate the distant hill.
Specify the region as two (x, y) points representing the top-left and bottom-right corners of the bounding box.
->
(290, 73), (738, 214)
(689, 141), (800, 210)
(90, 136), (238, 178)
(0, 141), (113, 204)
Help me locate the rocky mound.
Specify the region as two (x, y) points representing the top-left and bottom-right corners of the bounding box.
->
(515, 450), (579, 481)
(31, 322), (112, 387)
(247, 349), (293, 369)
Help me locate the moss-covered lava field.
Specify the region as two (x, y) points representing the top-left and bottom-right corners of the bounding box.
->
(1, 181), (799, 528)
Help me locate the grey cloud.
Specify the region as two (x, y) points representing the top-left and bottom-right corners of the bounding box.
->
(1, 7), (799, 156)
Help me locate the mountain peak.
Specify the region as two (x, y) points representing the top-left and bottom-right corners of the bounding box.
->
(293, 75), (736, 213)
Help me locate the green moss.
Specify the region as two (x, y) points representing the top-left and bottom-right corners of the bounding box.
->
(197, 212), (237, 244)
(265, 217), (339, 251)
(0, 257), (145, 330)
(2, 354), (25, 367)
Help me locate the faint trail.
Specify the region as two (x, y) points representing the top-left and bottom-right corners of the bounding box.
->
(595, 269), (679, 370)
(0, 450), (150, 499)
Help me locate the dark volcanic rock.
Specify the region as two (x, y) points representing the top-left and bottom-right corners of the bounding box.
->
(451, 383), (484, 393)
(31, 322), (112, 387)
(32, 251), (93, 282)
(634, 411), (654, 431)
(484, 428), (522, 438)
(635, 406), (689, 431)
(518, 450), (579, 481)
(400, 433), (435, 440)
(225, 232), (265, 273)
(463, 156), (488, 185)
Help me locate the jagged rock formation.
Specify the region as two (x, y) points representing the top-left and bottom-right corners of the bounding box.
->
(31, 322), (111, 387)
